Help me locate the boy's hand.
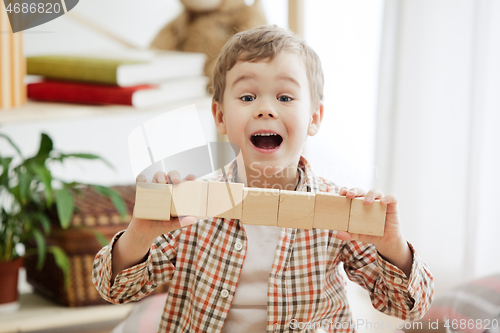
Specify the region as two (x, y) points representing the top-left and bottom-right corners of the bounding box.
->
(129, 171), (198, 245)
(111, 170), (198, 281)
(336, 187), (413, 277)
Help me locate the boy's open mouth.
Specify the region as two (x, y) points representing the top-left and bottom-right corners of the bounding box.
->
(250, 132), (283, 150)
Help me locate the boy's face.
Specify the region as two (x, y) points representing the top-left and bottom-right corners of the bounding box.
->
(212, 53), (323, 177)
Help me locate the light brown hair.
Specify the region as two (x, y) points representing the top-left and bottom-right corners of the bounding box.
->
(211, 24), (324, 107)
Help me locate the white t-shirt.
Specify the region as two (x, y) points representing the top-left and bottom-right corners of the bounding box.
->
(221, 224), (281, 333)
(222, 169), (304, 332)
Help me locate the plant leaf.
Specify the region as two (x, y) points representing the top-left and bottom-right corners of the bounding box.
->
(48, 246), (70, 289)
(89, 229), (109, 247)
(60, 153), (115, 166)
(35, 133), (53, 162)
(36, 213), (51, 235)
(55, 188), (74, 229)
(32, 228), (46, 269)
(17, 167), (30, 204)
(54, 153), (115, 171)
(30, 164), (53, 207)
(0, 132), (23, 157)
(91, 185), (127, 220)
(0, 157), (12, 187)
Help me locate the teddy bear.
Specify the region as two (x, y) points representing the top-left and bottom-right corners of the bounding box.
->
(149, 0), (267, 93)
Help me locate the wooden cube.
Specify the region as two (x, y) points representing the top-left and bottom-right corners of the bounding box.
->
(241, 188), (280, 226)
(277, 190), (315, 229)
(133, 182), (172, 221)
(207, 182), (244, 219)
(171, 181), (208, 218)
(348, 197), (386, 236)
(313, 193), (351, 231)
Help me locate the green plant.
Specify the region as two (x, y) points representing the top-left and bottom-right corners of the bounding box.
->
(0, 132), (126, 283)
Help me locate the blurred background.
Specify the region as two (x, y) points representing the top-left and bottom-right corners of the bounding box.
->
(1, 0), (499, 332)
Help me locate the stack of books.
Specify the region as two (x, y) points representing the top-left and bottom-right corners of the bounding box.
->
(26, 49), (209, 108)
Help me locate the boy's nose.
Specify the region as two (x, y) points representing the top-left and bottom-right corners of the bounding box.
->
(254, 107), (278, 119)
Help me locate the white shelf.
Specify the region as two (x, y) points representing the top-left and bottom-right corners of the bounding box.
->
(0, 293), (133, 333)
(0, 95), (213, 124)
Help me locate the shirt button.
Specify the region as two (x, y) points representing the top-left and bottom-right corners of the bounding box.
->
(118, 276), (128, 284)
(394, 277), (403, 284)
(221, 289), (229, 298)
(234, 242), (243, 251)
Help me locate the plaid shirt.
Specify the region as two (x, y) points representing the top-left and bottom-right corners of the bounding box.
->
(93, 156), (434, 333)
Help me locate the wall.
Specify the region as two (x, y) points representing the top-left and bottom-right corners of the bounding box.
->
(304, 0), (384, 190)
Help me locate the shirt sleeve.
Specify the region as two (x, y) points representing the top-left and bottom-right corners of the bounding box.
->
(340, 240), (434, 321)
(92, 229), (179, 304)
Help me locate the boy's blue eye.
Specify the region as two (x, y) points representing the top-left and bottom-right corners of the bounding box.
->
(279, 95), (292, 102)
(241, 95), (254, 102)
(240, 95), (292, 102)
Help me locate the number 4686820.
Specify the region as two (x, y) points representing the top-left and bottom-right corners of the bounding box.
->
(444, 319), (498, 331)
(5, 2), (62, 14)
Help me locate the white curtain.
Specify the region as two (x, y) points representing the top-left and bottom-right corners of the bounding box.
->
(375, 0), (500, 293)
(304, 0), (384, 190)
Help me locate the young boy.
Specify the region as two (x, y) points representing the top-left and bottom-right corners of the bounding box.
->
(93, 25), (434, 332)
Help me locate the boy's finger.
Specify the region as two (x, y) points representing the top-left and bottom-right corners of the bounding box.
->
(335, 231), (352, 241)
(336, 231), (362, 242)
(364, 189), (384, 204)
(166, 218), (182, 231)
(153, 171), (168, 184)
(381, 193), (397, 204)
(184, 174), (197, 181)
(166, 170), (182, 184)
(346, 187), (366, 198)
(381, 194), (399, 212)
(166, 216), (197, 231)
(178, 216), (197, 228)
(136, 174), (147, 183)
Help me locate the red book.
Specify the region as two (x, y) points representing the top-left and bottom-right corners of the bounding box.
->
(27, 77), (209, 108)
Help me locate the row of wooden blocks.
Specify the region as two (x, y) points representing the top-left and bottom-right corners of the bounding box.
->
(134, 181), (386, 236)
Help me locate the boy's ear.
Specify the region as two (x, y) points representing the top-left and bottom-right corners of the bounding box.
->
(212, 100), (227, 135)
(307, 102), (324, 136)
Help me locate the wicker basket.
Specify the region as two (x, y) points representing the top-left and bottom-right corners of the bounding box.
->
(24, 185), (169, 307)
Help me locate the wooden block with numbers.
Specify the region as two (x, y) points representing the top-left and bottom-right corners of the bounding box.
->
(171, 181), (208, 218)
(207, 182), (244, 219)
(313, 193), (351, 231)
(277, 190), (316, 229)
(241, 187), (280, 226)
(133, 182), (172, 220)
(348, 197), (386, 236)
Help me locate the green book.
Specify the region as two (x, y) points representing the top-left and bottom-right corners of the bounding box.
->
(27, 50), (207, 86)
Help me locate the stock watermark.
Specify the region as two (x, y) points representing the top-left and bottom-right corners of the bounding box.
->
(289, 318), (401, 331)
(2, 0), (79, 33)
(289, 318), (499, 331)
(246, 161), (379, 191)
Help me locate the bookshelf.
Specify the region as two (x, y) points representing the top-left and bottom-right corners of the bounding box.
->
(0, 96), (214, 332)
(0, 95), (213, 124)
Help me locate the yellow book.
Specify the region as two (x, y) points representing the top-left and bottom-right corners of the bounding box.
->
(27, 50), (207, 87)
